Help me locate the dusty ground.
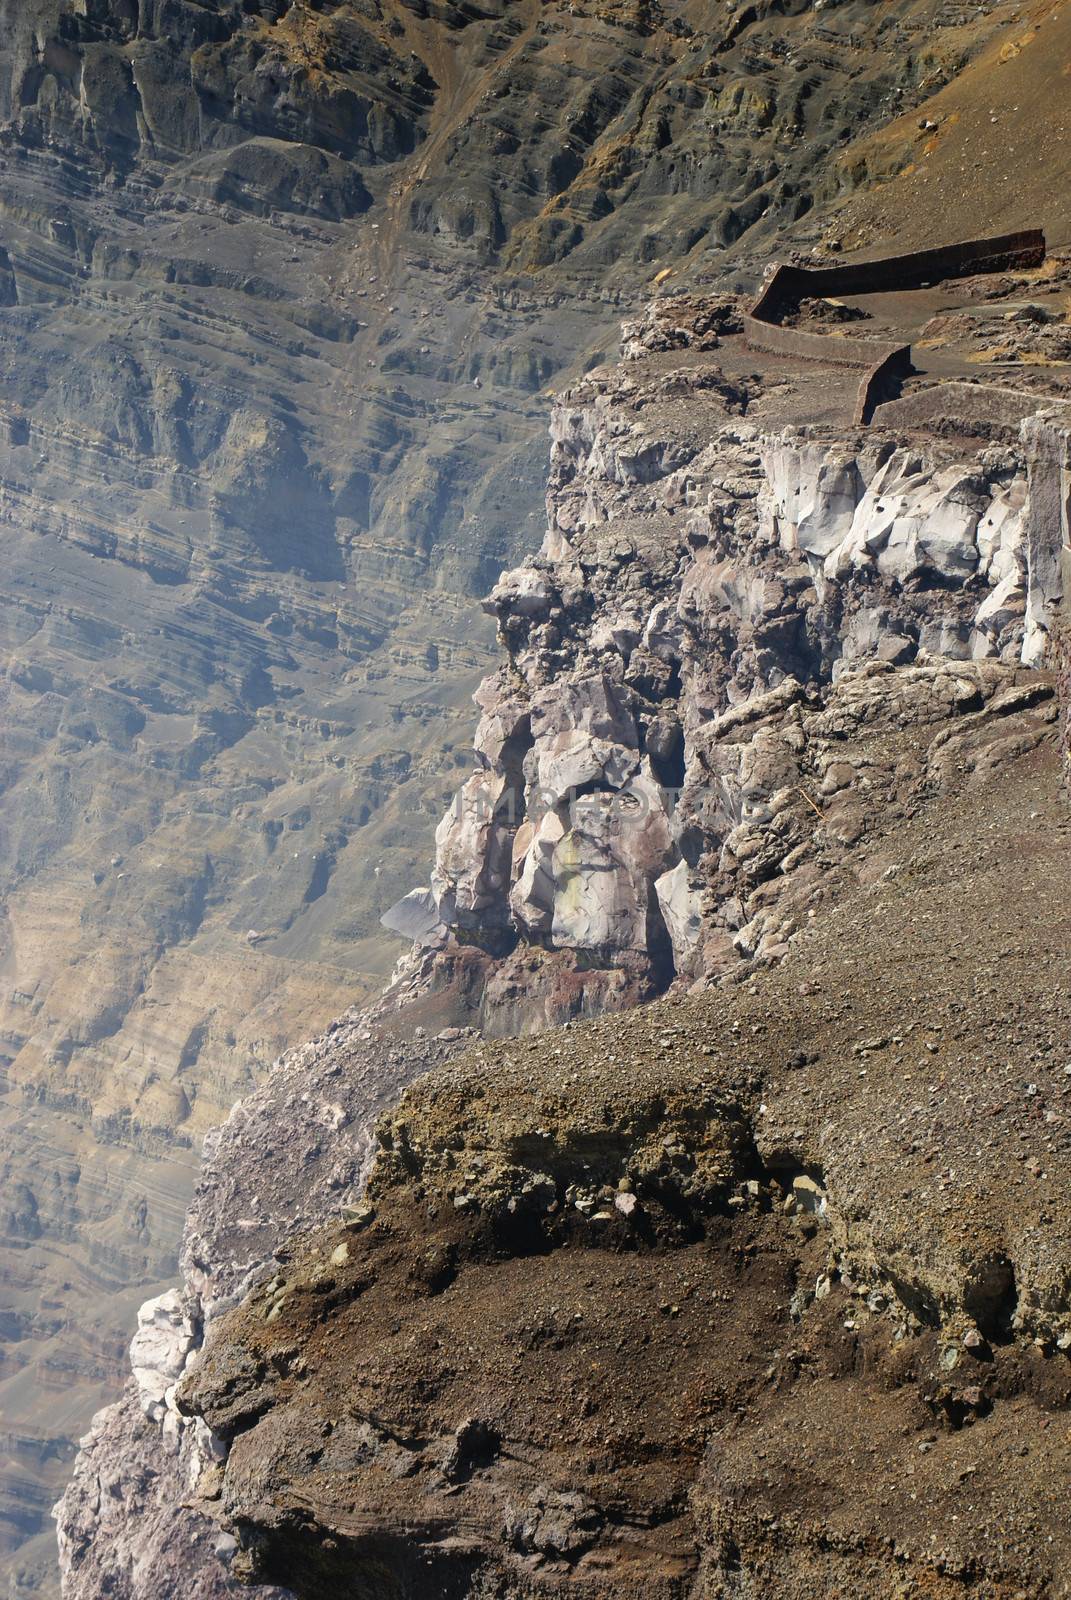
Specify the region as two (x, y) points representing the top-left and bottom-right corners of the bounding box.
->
(834, 0), (1071, 257)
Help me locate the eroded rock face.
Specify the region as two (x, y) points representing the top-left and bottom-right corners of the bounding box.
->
(86, 644), (1063, 1600)
(388, 329), (1067, 1026)
(54, 260), (1071, 1595)
(56, 1388), (260, 1600)
(62, 316), (1071, 1595)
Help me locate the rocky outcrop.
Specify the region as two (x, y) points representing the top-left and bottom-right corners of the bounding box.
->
(55, 1390), (259, 1600)
(59, 264), (1071, 1596)
(57, 988), (481, 1600)
(177, 696), (1071, 1595)
(388, 319), (1067, 1026)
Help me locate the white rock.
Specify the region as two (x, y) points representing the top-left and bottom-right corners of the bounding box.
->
(654, 860), (703, 972)
(484, 564), (554, 619)
(642, 599), (685, 661)
(758, 433), (1054, 663)
(762, 441), (863, 560)
(129, 1290), (196, 1421)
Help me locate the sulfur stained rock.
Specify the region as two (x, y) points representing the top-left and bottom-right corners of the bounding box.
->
(509, 809), (566, 938)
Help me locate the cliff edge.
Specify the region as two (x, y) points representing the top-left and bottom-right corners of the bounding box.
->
(57, 247), (1071, 1597)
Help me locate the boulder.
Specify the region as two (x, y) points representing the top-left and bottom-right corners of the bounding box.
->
(529, 675), (639, 804)
(380, 887), (445, 947)
(654, 860), (704, 973)
(129, 1291), (196, 1423)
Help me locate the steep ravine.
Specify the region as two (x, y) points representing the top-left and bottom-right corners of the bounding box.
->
(56, 282), (1071, 1595)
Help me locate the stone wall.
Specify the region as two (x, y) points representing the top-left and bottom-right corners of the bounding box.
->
(745, 229), (1047, 426)
(740, 315), (910, 427)
(750, 229), (1047, 320)
(872, 381), (1048, 442)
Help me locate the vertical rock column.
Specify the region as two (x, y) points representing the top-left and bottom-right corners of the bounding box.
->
(1022, 409), (1071, 771)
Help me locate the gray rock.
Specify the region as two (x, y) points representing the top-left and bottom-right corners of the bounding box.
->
(380, 887), (446, 947)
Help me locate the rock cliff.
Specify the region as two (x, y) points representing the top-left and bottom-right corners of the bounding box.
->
(55, 259), (1071, 1596)
(176, 666), (1071, 1597)
(4, 0), (1071, 1591)
(396, 300), (1069, 1023)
